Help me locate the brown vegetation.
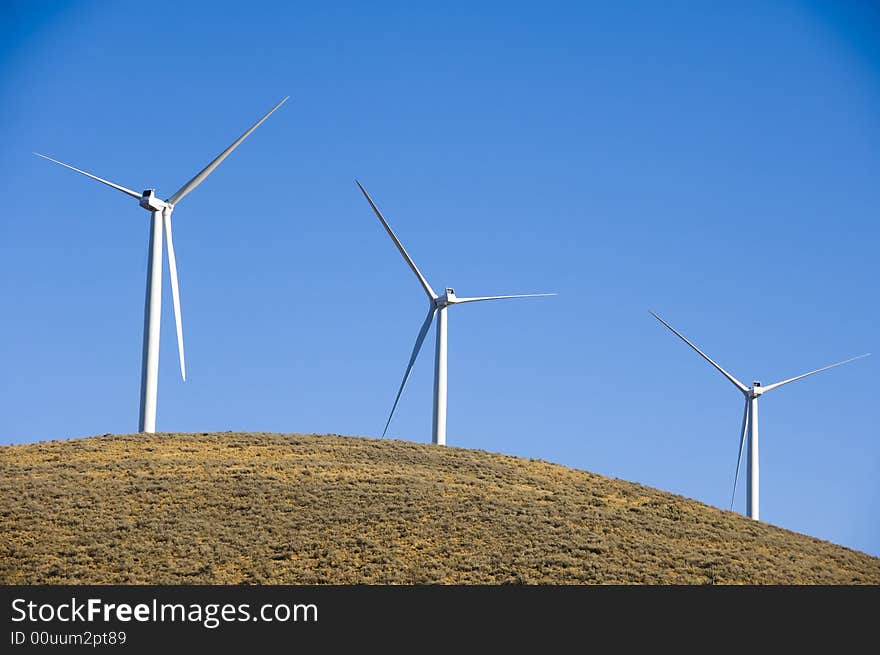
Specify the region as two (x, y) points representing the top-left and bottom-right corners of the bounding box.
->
(1, 432), (877, 584)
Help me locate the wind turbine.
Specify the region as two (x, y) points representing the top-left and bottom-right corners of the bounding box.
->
(356, 180), (555, 446)
(651, 311), (869, 521)
(35, 97), (288, 433)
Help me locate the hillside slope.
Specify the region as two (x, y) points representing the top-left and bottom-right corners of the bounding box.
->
(1, 432), (877, 584)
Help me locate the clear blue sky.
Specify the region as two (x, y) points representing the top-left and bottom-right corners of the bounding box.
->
(1, 1), (877, 557)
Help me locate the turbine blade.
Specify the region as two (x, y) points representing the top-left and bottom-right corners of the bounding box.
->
(167, 96), (289, 205)
(761, 353), (870, 393)
(33, 153), (142, 199)
(453, 293), (558, 304)
(355, 180), (437, 300)
(731, 398), (750, 510)
(163, 210), (186, 381)
(383, 307), (437, 437)
(650, 311), (748, 393)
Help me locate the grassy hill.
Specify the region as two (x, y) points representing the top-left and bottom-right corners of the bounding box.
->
(1, 432), (877, 584)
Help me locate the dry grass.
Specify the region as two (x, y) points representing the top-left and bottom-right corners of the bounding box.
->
(1, 432), (877, 584)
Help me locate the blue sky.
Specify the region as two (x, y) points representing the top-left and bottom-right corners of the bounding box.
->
(1, 1), (878, 556)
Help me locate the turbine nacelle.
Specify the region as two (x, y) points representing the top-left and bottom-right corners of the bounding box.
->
(139, 190), (169, 212)
(435, 288), (457, 307)
(749, 381), (764, 398)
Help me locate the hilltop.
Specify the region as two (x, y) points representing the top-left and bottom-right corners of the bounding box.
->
(1, 432), (877, 584)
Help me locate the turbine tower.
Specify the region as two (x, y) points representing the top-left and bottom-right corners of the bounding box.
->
(36, 97), (288, 433)
(356, 180), (555, 446)
(651, 311), (869, 520)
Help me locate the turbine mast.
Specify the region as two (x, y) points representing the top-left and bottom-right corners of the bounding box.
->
(432, 305), (449, 445)
(138, 211), (164, 433)
(747, 395), (760, 520)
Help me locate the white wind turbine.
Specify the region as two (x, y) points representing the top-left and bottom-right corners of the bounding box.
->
(356, 180), (555, 446)
(36, 97), (288, 433)
(651, 311), (869, 521)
